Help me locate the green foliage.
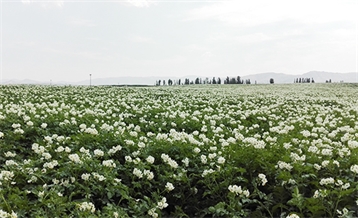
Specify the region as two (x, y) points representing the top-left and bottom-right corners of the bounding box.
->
(0, 84), (358, 217)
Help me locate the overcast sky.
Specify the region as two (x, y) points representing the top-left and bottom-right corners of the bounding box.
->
(1, 0), (357, 82)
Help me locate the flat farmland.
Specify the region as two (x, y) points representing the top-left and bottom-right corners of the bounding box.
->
(1, 84), (358, 217)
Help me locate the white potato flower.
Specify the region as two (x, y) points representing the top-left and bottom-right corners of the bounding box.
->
(350, 164), (358, 174)
(193, 147), (201, 153)
(243, 189), (250, 197)
(84, 127), (98, 135)
(12, 123), (21, 129)
(78, 202), (96, 213)
(217, 156), (225, 164)
(125, 156), (132, 163)
(14, 129), (24, 134)
(81, 173), (91, 181)
(182, 157), (189, 167)
(200, 155), (207, 164)
(342, 183), (350, 189)
(102, 160), (116, 168)
(94, 149), (104, 157)
(138, 142), (146, 148)
(336, 208), (349, 217)
(144, 170), (154, 180)
(276, 161), (293, 171)
(4, 151), (16, 157)
(208, 153), (216, 159)
(68, 154), (82, 164)
(157, 197), (168, 210)
(43, 160), (58, 169)
(0, 170), (15, 181)
(228, 185), (242, 195)
(313, 164), (321, 170)
(168, 159), (178, 168)
(165, 182), (175, 192)
(108, 145), (122, 155)
(348, 140), (358, 149)
(321, 160), (330, 168)
(55, 146), (64, 153)
(286, 213), (300, 218)
(301, 130), (311, 137)
(202, 169), (215, 177)
(42, 152), (52, 160)
(148, 208), (158, 218)
(258, 173), (268, 186)
(146, 156), (155, 164)
(5, 160), (18, 166)
(161, 154), (170, 162)
(0, 210), (17, 218)
(79, 147), (90, 156)
(133, 168), (143, 178)
(319, 177), (335, 186)
(92, 173), (106, 181)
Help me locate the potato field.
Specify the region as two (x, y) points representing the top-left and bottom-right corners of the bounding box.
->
(1, 84), (358, 217)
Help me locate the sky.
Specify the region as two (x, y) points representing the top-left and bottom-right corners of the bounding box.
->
(1, 0), (357, 83)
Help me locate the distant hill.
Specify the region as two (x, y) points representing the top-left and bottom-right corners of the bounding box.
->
(2, 71), (357, 85)
(241, 72), (295, 84)
(301, 71), (357, 83)
(242, 71), (357, 84)
(71, 71), (358, 85)
(2, 79), (47, 85)
(73, 75), (201, 86)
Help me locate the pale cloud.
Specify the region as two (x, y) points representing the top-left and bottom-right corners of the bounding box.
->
(126, 0), (155, 7)
(73, 51), (113, 61)
(206, 29), (306, 45)
(54, 1), (64, 8)
(43, 47), (112, 61)
(4, 1), (356, 82)
(129, 35), (154, 43)
(21, 0), (31, 4)
(201, 51), (213, 58)
(14, 41), (36, 47)
(186, 0), (356, 52)
(187, 0), (356, 26)
(142, 55), (187, 66)
(184, 44), (206, 51)
(69, 18), (97, 27)
(21, 0), (64, 8)
(85, 37), (101, 41)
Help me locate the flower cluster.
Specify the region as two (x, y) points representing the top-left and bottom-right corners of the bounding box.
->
(0, 210), (17, 218)
(258, 173), (268, 186)
(165, 182), (175, 192)
(161, 153), (178, 168)
(77, 202), (96, 213)
(228, 185), (250, 197)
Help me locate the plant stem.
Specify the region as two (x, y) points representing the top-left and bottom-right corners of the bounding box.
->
(0, 192), (11, 212)
(332, 192), (341, 218)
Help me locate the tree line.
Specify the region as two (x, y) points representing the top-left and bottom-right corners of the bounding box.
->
(155, 76), (325, 86)
(155, 76), (256, 86)
(294, 78), (315, 83)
